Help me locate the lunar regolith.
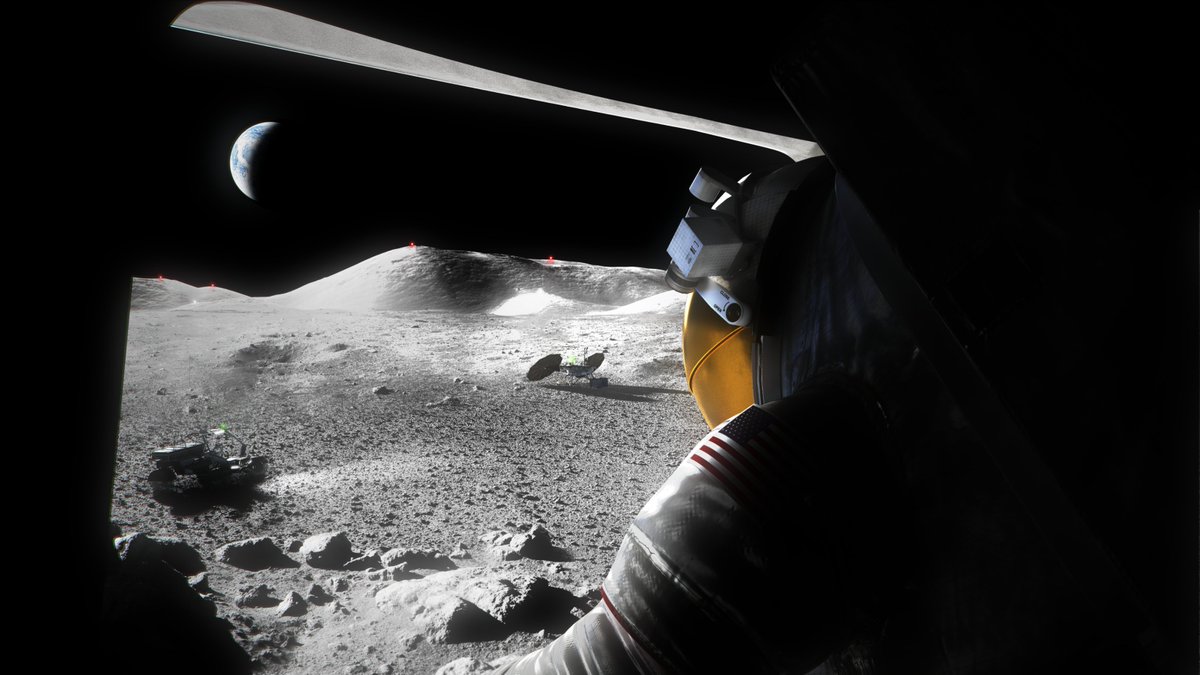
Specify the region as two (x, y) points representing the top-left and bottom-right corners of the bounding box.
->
(113, 246), (707, 673)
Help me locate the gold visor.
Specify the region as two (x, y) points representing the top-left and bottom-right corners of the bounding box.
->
(682, 292), (755, 428)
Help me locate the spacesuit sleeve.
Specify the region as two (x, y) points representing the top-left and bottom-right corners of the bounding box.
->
(495, 390), (873, 674)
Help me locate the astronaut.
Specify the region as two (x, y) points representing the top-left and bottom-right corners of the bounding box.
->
(496, 132), (1183, 675)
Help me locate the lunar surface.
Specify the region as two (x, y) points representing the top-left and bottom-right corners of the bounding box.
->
(112, 246), (708, 674)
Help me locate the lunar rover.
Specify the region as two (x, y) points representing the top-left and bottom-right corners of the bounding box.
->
(148, 425), (268, 488)
(526, 352), (608, 387)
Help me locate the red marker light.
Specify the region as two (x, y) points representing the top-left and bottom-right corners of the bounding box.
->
(157, 275), (164, 281)
(548, 255), (555, 264)
(209, 282), (216, 288)
(410, 242), (416, 248)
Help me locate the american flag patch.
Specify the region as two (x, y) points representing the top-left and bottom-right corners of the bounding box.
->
(685, 405), (806, 516)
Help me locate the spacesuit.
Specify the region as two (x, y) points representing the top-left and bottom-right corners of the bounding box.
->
(494, 24), (1189, 665)
(496, 151), (1178, 674)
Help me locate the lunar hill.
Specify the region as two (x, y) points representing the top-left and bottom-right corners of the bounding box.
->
(266, 247), (672, 313)
(131, 277), (248, 310)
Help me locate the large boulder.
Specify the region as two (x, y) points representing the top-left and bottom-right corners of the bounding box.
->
(300, 532), (354, 570)
(379, 588), (506, 644)
(214, 537), (296, 571)
(114, 533), (206, 575)
(375, 567), (583, 641)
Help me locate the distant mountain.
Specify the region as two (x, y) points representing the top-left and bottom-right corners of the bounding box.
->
(130, 277), (248, 310)
(265, 247), (671, 313)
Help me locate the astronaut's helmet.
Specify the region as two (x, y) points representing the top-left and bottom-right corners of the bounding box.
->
(671, 159), (836, 428)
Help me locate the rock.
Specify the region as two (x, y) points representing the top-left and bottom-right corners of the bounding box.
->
(488, 655), (522, 670)
(455, 574), (550, 627)
(305, 583), (334, 605)
(114, 533), (162, 564)
(277, 591), (307, 617)
(425, 396), (461, 408)
(301, 532), (354, 569)
(478, 530), (512, 547)
(372, 386), (393, 396)
(156, 387), (167, 395)
(509, 524), (555, 560)
(472, 385), (485, 391)
(235, 584), (279, 608)
(512, 384), (524, 391)
(401, 634), (424, 652)
(435, 657), (494, 674)
(377, 567), (578, 637)
(380, 548), (456, 571)
(377, 574), (511, 643)
(329, 576), (351, 592)
(184, 405), (198, 414)
(498, 549), (522, 561)
(448, 545), (472, 561)
(376, 664), (394, 675)
(569, 607), (587, 620)
(367, 565), (422, 582)
(189, 572), (212, 594)
(574, 586), (601, 609)
(453, 377), (464, 384)
(287, 539), (303, 553)
(214, 537), (295, 571)
(343, 553), (383, 571)
(328, 343), (349, 352)
(104, 545), (251, 674)
(157, 537), (205, 575)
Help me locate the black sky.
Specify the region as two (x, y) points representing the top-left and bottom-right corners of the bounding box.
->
(120, 2), (821, 296)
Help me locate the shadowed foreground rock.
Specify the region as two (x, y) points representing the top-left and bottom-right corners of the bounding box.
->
(103, 553), (250, 675)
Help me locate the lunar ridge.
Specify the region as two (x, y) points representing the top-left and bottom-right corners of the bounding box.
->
(265, 246), (672, 313)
